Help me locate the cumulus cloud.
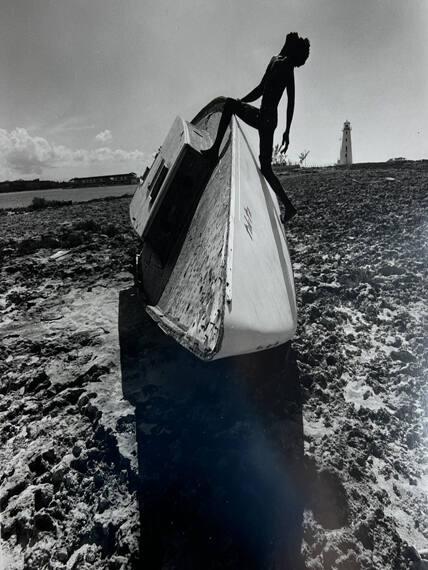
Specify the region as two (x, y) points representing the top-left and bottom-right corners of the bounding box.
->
(0, 127), (146, 179)
(95, 129), (113, 143)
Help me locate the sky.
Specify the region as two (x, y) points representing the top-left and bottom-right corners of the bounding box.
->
(0, 0), (427, 181)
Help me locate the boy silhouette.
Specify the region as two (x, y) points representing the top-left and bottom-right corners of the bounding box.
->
(203, 33), (310, 224)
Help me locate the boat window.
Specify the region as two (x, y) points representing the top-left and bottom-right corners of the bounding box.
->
(141, 166), (150, 183)
(148, 159), (169, 202)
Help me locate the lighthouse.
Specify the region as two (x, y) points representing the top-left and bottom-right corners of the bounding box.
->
(339, 121), (353, 165)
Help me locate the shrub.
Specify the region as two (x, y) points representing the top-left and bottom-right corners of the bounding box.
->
(30, 197), (49, 210)
(29, 197), (71, 210)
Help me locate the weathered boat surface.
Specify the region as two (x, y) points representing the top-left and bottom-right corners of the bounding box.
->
(146, 99), (232, 358)
(138, 97), (297, 360)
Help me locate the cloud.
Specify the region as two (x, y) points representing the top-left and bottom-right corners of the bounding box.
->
(95, 129), (113, 143)
(48, 116), (97, 135)
(0, 127), (146, 179)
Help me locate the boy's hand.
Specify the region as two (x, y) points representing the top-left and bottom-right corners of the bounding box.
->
(280, 132), (290, 154)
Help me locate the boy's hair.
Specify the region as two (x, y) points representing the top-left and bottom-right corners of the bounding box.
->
(280, 32), (299, 56)
(280, 33), (310, 66)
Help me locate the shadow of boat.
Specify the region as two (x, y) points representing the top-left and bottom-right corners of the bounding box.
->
(119, 286), (305, 569)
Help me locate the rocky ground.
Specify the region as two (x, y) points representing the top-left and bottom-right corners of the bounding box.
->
(0, 198), (140, 569)
(282, 166), (427, 569)
(0, 165), (427, 569)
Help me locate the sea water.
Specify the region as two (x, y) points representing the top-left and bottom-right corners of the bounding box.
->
(0, 184), (136, 209)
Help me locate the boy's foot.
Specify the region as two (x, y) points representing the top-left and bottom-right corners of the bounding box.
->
(280, 206), (297, 225)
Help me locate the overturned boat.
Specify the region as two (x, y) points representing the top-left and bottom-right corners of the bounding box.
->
(129, 98), (297, 360)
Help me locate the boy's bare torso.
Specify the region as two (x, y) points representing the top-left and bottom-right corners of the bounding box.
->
(260, 56), (293, 116)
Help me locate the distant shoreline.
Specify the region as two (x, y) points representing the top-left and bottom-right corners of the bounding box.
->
(0, 192), (132, 216)
(0, 181), (137, 195)
(0, 184), (136, 210)
(0, 171), (139, 194)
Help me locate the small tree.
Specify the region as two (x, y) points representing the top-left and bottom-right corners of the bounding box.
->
(298, 150), (310, 167)
(273, 143), (289, 165)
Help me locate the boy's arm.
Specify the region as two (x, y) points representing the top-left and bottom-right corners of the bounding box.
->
(280, 70), (295, 153)
(241, 57), (275, 103)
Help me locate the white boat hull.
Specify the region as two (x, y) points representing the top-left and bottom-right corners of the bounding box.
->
(130, 99), (297, 360)
(219, 118), (297, 359)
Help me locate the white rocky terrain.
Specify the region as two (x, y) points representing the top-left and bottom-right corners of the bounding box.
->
(0, 164), (426, 569)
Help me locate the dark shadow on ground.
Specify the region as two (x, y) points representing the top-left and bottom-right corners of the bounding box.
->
(119, 287), (305, 569)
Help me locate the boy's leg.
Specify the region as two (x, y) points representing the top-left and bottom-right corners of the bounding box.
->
(203, 98), (259, 161)
(260, 162), (296, 214)
(259, 124), (296, 222)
